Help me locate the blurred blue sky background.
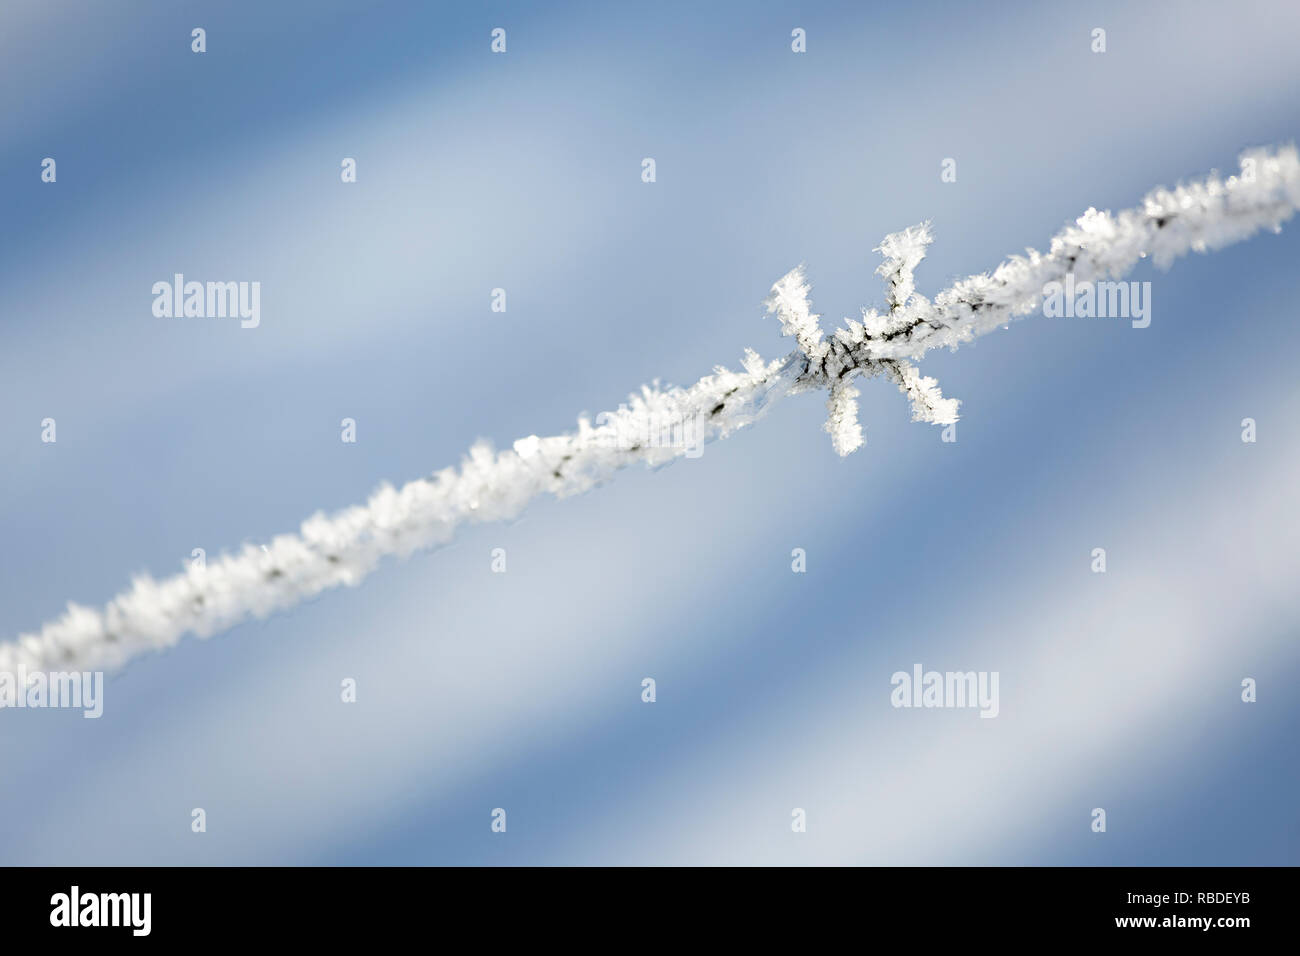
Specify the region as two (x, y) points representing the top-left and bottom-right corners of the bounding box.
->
(1, 0), (1297, 864)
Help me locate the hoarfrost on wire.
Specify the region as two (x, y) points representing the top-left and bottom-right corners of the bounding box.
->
(2, 146), (1297, 678)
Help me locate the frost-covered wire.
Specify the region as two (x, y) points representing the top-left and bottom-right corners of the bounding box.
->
(773, 144), (1300, 448)
(2, 145), (1297, 677)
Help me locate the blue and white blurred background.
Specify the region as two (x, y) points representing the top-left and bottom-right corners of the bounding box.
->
(2, 0), (1297, 865)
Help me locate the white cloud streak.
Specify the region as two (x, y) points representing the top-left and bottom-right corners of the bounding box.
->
(3, 146), (1297, 677)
